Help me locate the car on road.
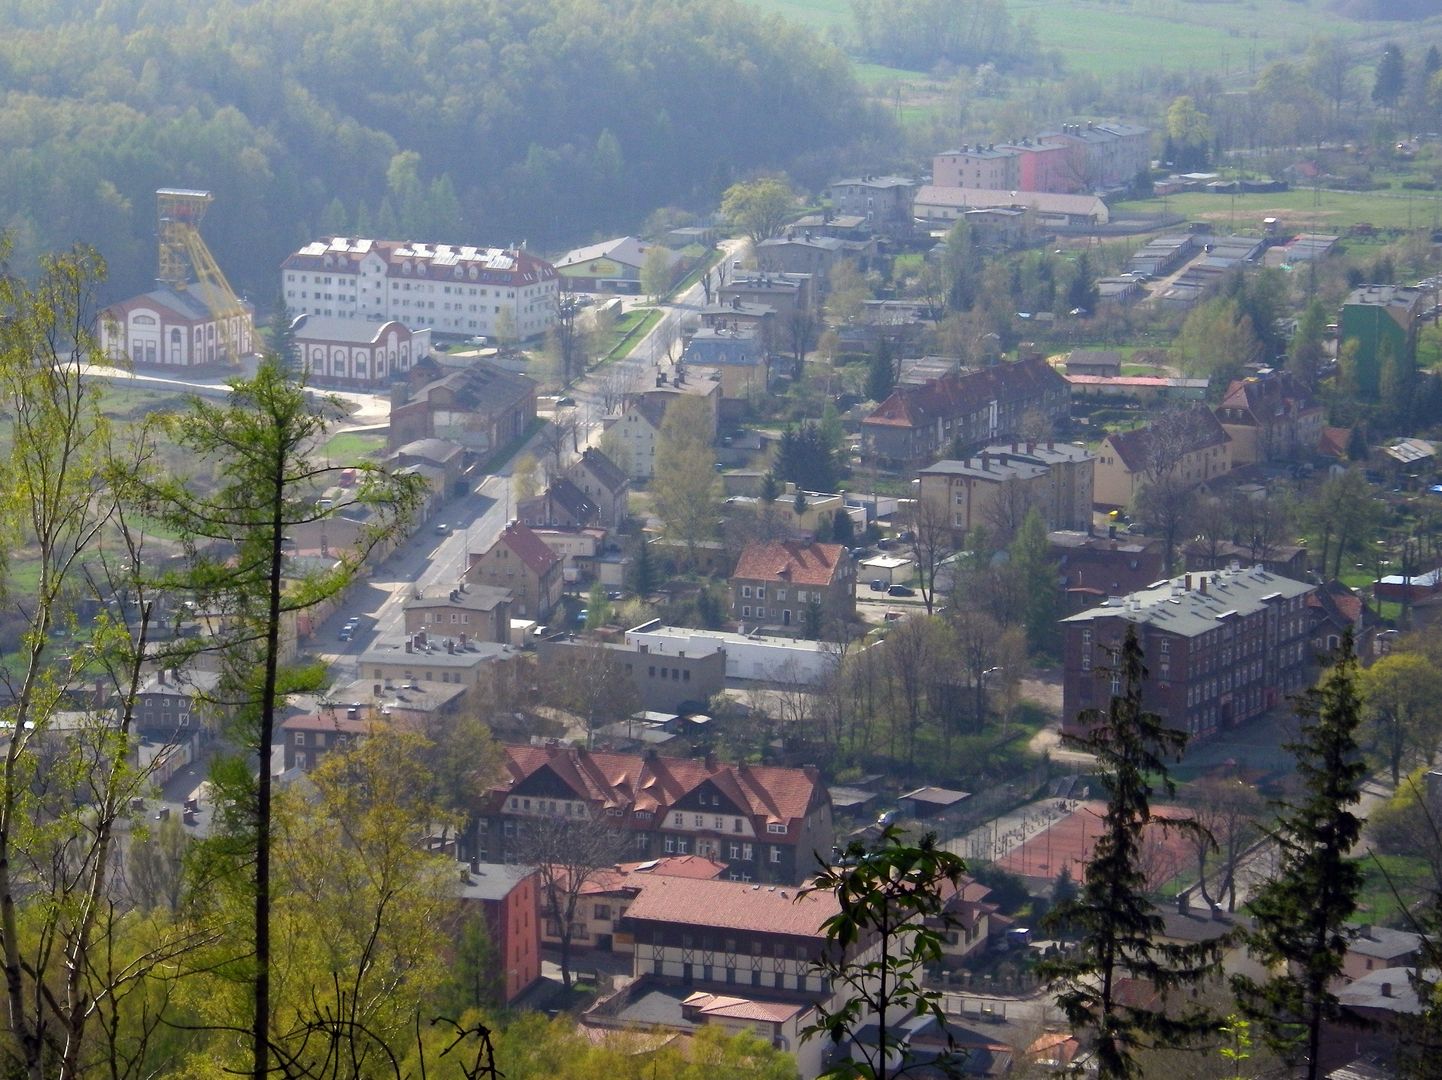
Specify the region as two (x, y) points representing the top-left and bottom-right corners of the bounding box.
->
(868, 579), (887, 592)
(433, 522), (450, 535)
(887, 584), (916, 597)
(555, 396), (576, 407)
(338, 626), (354, 642)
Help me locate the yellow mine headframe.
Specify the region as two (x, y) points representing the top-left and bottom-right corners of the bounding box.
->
(157, 188), (252, 364)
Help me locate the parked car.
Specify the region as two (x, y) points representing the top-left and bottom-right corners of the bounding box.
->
(887, 584), (916, 597)
(433, 522), (450, 535)
(869, 579), (887, 592)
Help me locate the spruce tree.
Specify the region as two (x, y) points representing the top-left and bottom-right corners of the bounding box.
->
(1233, 632), (1366, 1080)
(1040, 626), (1222, 1078)
(268, 294), (299, 374)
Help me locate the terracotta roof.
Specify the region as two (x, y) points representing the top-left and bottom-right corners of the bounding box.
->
(1308, 580), (1364, 628)
(621, 876), (837, 937)
(1102, 406), (1229, 473)
(732, 541), (848, 588)
(494, 521), (561, 578)
(491, 745), (824, 838)
(682, 992), (808, 1023)
(574, 855), (729, 897)
(1218, 370), (1320, 421)
(863, 356), (1065, 431)
(1318, 425), (1352, 459)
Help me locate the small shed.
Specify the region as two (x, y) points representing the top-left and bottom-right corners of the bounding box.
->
(898, 786), (971, 820)
(1065, 349), (1123, 378)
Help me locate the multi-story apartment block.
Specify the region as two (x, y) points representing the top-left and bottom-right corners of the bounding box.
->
(1093, 406), (1231, 509)
(281, 237), (557, 340)
(730, 541), (855, 630)
(933, 123), (1148, 196)
(465, 520), (563, 619)
(1061, 566), (1316, 743)
(861, 355), (1070, 470)
(919, 439), (1095, 541)
(932, 145), (1020, 190)
(1215, 370), (1324, 466)
(824, 176), (917, 238)
(1339, 284), (1425, 400)
(473, 745), (832, 886)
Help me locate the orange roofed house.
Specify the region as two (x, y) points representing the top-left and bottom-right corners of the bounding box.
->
(465, 520), (563, 619)
(616, 875), (869, 1079)
(472, 745), (833, 886)
(538, 854), (728, 953)
(730, 540), (855, 631)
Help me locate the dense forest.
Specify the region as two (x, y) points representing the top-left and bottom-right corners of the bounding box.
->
(0, 0), (890, 303)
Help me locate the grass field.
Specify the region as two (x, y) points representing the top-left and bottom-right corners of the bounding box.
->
(321, 431), (386, 463)
(741, 0), (1423, 79)
(1113, 188), (1442, 235)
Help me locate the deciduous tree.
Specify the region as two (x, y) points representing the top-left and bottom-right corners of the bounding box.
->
(720, 177), (797, 246)
(802, 827), (969, 1080)
(516, 812), (632, 991)
(651, 397), (720, 568)
(1358, 650), (1442, 787)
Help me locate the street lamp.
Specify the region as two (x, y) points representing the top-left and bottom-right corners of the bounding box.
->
(976, 666), (1004, 732)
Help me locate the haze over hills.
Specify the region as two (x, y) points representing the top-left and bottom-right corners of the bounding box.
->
(0, 0), (887, 301)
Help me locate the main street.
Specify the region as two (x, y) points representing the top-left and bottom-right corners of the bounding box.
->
(83, 241), (745, 682)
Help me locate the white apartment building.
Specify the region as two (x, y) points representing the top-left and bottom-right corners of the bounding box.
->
(280, 237), (558, 340)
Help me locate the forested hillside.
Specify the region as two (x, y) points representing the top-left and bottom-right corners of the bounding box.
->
(0, 0), (887, 302)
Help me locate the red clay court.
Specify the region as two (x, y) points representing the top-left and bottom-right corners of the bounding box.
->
(996, 800), (1197, 888)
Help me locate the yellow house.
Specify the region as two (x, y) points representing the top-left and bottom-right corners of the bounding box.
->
(1094, 408), (1231, 509)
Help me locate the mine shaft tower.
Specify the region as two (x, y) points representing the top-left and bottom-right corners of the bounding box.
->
(156, 188), (252, 364)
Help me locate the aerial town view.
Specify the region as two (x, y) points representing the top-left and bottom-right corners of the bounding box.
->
(2, 0), (1442, 1076)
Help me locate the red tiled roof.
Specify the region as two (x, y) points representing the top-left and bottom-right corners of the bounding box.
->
(1318, 425), (1351, 459)
(732, 541), (847, 588)
(1219, 370), (1320, 422)
(575, 855), (729, 896)
(494, 520), (561, 578)
(682, 992), (808, 1023)
(863, 356), (1065, 431)
(492, 746), (824, 839)
(621, 876), (837, 937)
(281, 711), (379, 736)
